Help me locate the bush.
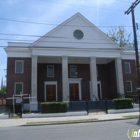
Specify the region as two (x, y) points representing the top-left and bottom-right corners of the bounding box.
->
(41, 102), (69, 113)
(113, 98), (133, 109)
(6, 103), (22, 113)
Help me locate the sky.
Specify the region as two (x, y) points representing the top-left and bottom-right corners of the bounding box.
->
(0, 0), (140, 88)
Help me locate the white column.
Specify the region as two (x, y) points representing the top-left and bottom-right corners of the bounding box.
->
(90, 57), (98, 101)
(115, 58), (124, 97)
(62, 56), (69, 101)
(31, 55), (38, 111)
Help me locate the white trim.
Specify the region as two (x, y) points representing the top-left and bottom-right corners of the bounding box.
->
(68, 78), (82, 100)
(14, 82), (23, 95)
(90, 81), (102, 100)
(125, 81), (133, 92)
(5, 47), (135, 60)
(44, 81), (57, 101)
(47, 65), (54, 77)
(124, 62), (131, 74)
(15, 60), (24, 74)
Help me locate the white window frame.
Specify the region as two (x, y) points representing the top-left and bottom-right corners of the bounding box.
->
(124, 62), (131, 74)
(15, 60), (24, 74)
(70, 65), (77, 77)
(125, 81), (133, 92)
(14, 82), (23, 95)
(47, 65), (54, 77)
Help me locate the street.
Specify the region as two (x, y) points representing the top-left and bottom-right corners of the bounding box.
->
(0, 119), (139, 140)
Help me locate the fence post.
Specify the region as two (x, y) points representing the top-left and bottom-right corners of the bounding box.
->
(105, 98), (108, 114)
(86, 99), (89, 115)
(20, 102), (23, 118)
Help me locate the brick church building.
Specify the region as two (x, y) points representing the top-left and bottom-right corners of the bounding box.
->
(4, 13), (137, 111)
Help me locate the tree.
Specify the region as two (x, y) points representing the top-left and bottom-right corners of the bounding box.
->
(0, 87), (6, 94)
(107, 26), (133, 47)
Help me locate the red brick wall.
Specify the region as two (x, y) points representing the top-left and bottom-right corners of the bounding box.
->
(37, 63), (118, 101)
(7, 58), (135, 102)
(68, 64), (90, 100)
(37, 64), (62, 102)
(122, 60), (137, 94)
(38, 64), (91, 102)
(107, 61), (117, 99)
(7, 57), (31, 99)
(97, 64), (109, 99)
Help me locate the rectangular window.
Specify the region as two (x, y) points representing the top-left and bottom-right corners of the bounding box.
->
(14, 83), (23, 95)
(124, 62), (131, 74)
(47, 65), (54, 77)
(125, 81), (133, 92)
(70, 66), (77, 77)
(15, 60), (24, 74)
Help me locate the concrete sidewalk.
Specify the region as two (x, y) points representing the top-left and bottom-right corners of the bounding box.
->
(0, 112), (139, 127)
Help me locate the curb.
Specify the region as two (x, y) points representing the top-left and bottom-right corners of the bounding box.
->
(19, 117), (139, 127)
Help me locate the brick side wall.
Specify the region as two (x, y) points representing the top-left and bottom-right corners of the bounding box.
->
(7, 58), (31, 100)
(122, 60), (137, 94)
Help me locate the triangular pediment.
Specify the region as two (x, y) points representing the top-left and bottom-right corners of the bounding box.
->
(30, 13), (120, 50)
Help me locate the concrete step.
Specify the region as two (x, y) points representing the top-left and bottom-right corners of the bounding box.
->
(133, 104), (139, 108)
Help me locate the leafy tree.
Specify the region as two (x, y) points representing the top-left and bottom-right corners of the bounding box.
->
(107, 26), (133, 47)
(0, 87), (6, 94)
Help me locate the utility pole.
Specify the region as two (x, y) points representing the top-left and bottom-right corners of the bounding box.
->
(125, 0), (140, 125)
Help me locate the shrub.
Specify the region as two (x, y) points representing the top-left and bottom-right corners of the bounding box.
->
(113, 98), (133, 109)
(6, 103), (22, 113)
(41, 102), (69, 113)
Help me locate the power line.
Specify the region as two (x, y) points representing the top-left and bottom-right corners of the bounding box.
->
(0, 38), (135, 47)
(0, 17), (134, 28)
(0, 32), (132, 38)
(0, 39), (126, 44)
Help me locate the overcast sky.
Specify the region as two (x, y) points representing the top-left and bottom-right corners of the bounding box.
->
(0, 0), (140, 87)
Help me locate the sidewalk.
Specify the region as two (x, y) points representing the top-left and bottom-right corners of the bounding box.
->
(0, 112), (139, 127)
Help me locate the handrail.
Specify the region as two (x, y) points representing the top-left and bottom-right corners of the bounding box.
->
(93, 94), (98, 101)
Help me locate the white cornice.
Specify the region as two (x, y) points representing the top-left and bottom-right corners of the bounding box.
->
(4, 46), (135, 60)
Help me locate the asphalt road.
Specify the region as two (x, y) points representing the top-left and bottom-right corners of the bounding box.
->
(0, 119), (140, 140)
